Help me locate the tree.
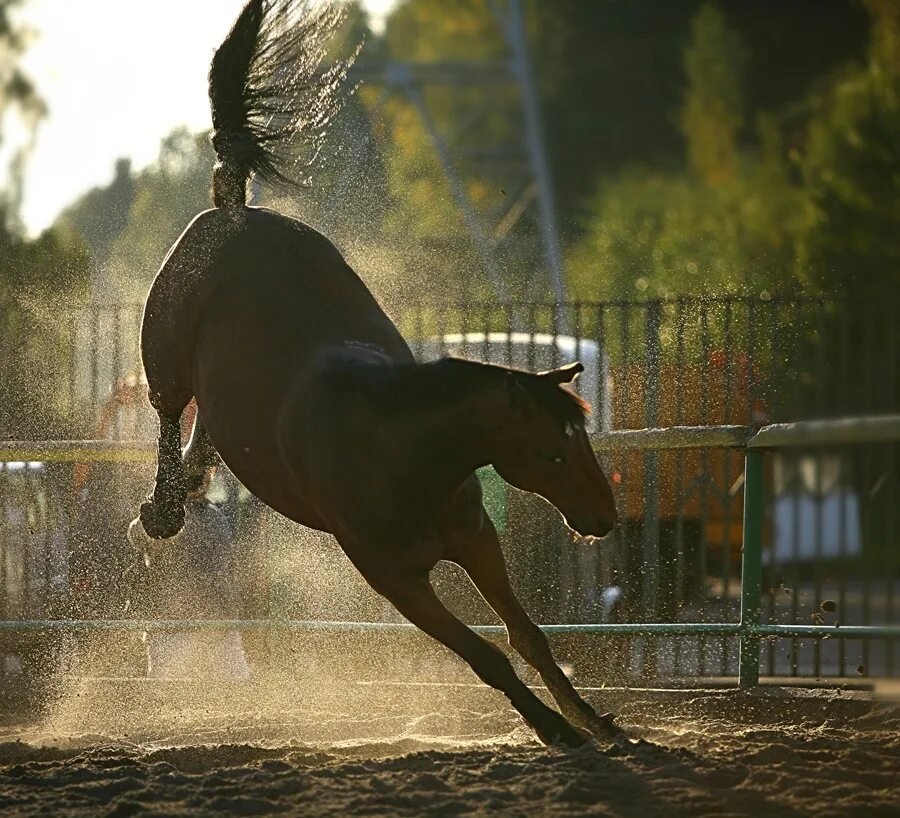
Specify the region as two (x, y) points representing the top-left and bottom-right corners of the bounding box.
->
(0, 0), (91, 436)
(54, 158), (135, 272)
(567, 157), (800, 301)
(0, 0), (46, 229)
(0, 212), (91, 436)
(100, 129), (216, 302)
(568, 3), (800, 300)
(680, 4), (746, 186)
(369, 0), (867, 299)
(795, 2), (900, 295)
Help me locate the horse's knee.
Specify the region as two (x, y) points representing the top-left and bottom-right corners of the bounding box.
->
(509, 622), (554, 667)
(147, 386), (191, 418)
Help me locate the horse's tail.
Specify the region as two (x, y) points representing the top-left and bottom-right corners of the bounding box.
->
(208, 0), (359, 209)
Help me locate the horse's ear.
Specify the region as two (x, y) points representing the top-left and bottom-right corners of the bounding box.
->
(540, 362), (584, 384)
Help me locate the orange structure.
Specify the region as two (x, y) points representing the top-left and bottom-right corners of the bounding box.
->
(607, 351), (768, 553)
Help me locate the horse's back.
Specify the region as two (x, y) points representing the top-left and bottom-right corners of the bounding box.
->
(143, 205), (406, 393)
(189, 206), (408, 415)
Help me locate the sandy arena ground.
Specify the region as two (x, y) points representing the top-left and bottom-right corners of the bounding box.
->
(1, 674), (898, 818)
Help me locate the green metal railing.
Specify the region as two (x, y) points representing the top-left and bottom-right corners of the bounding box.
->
(2, 413), (899, 688)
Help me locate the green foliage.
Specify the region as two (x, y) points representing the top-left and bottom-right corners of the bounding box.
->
(0, 0), (46, 228)
(36, 0), (893, 310)
(54, 158), (135, 269)
(568, 158), (801, 301)
(379, 0), (515, 240)
(570, 4), (800, 300)
(796, 64), (900, 295)
(0, 0), (91, 435)
(680, 4), (746, 185)
(0, 216), (91, 436)
(55, 130), (213, 303)
(372, 0), (868, 298)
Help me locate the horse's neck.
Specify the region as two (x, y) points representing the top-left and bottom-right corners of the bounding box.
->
(389, 360), (508, 484)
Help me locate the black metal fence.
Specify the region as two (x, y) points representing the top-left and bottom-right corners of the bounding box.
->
(1, 295), (897, 682)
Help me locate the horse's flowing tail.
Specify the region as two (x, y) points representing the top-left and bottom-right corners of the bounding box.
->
(208, 0), (359, 208)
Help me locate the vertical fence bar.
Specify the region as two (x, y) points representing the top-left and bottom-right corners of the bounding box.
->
(739, 449), (765, 688)
(885, 299), (897, 677)
(0, 470), (7, 635)
(861, 305), (876, 675)
(641, 301), (662, 676)
(813, 302), (828, 678)
(699, 305), (711, 674)
(721, 299), (735, 674)
(413, 304), (424, 360)
(503, 303), (514, 366)
(68, 314), (78, 431)
(642, 301), (661, 617)
(90, 306), (100, 423)
(788, 303), (801, 676)
(673, 299), (687, 676)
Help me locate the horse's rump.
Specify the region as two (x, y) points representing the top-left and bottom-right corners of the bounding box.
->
(142, 206), (410, 524)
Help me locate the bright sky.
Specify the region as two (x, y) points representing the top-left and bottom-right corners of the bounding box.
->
(14, 0), (396, 236)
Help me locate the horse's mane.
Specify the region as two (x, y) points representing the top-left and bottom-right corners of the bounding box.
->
(383, 358), (591, 425)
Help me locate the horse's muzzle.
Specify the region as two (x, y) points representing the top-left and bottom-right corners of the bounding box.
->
(566, 511), (618, 539)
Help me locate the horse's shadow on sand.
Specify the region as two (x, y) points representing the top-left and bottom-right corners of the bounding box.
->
(563, 736), (806, 818)
(0, 733), (810, 817)
(298, 735), (809, 818)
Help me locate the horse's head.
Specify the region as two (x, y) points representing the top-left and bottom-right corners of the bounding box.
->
(490, 362), (618, 539)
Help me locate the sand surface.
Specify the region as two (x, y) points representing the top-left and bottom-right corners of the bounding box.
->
(1, 678), (898, 817)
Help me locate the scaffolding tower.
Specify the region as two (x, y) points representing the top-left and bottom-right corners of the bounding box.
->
(344, 0), (567, 304)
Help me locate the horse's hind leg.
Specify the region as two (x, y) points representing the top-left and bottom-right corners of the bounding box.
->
(139, 394), (190, 540)
(450, 516), (622, 741)
(183, 413), (219, 490)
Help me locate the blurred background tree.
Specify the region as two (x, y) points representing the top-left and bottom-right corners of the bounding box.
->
(0, 0), (44, 230)
(102, 129), (214, 302)
(795, 0), (900, 296)
(567, 3), (801, 300)
(14, 0), (893, 310)
(0, 0), (90, 436)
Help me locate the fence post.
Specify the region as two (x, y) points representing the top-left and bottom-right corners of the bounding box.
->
(739, 449), (765, 688)
(641, 301), (662, 619)
(641, 301), (662, 676)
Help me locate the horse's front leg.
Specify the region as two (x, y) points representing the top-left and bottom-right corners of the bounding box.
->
(363, 567), (588, 748)
(449, 515), (623, 742)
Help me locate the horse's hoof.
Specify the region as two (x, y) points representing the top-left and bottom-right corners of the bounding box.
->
(139, 500), (185, 540)
(588, 711), (626, 741)
(537, 717), (591, 748)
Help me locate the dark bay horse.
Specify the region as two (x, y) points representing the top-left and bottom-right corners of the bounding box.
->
(138, 0), (618, 747)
